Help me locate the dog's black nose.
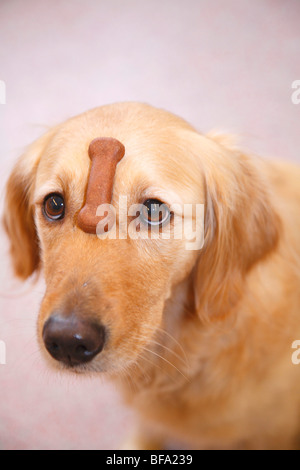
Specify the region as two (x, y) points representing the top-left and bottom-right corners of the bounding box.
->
(42, 314), (105, 366)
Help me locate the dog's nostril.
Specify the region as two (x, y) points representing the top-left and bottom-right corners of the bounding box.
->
(42, 314), (105, 366)
(49, 342), (60, 353)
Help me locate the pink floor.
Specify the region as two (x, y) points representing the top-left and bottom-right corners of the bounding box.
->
(0, 0), (299, 450)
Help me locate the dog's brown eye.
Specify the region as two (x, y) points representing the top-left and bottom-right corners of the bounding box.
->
(141, 199), (170, 226)
(43, 194), (65, 221)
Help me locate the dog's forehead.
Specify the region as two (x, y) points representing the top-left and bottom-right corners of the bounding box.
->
(34, 112), (202, 205)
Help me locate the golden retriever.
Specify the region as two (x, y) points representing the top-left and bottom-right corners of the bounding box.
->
(3, 102), (300, 450)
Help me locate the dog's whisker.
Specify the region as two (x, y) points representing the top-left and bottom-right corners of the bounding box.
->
(137, 350), (177, 384)
(139, 324), (190, 367)
(148, 338), (190, 368)
(142, 347), (189, 382)
(143, 323), (188, 355)
(118, 342), (177, 385)
(137, 349), (188, 388)
(112, 364), (135, 392)
(129, 332), (189, 371)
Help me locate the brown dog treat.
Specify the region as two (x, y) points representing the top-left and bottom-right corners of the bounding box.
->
(77, 137), (125, 234)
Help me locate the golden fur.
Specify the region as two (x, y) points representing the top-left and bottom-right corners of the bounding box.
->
(3, 102), (300, 449)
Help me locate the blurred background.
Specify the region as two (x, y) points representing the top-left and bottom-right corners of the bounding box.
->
(0, 0), (299, 450)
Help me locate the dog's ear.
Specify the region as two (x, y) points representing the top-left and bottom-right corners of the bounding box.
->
(187, 131), (281, 320)
(3, 130), (54, 280)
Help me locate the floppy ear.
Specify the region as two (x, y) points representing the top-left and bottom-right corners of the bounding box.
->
(3, 131), (53, 280)
(189, 131), (281, 320)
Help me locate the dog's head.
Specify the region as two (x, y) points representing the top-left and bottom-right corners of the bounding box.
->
(3, 102), (280, 374)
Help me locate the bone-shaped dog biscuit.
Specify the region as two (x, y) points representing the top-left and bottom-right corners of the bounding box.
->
(77, 137), (125, 234)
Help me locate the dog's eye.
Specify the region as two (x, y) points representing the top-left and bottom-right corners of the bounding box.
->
(141, 199), (170, 226)
(43, 194), (65, 221)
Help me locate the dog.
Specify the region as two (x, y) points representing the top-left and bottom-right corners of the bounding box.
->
(3, 102), (300, 449)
